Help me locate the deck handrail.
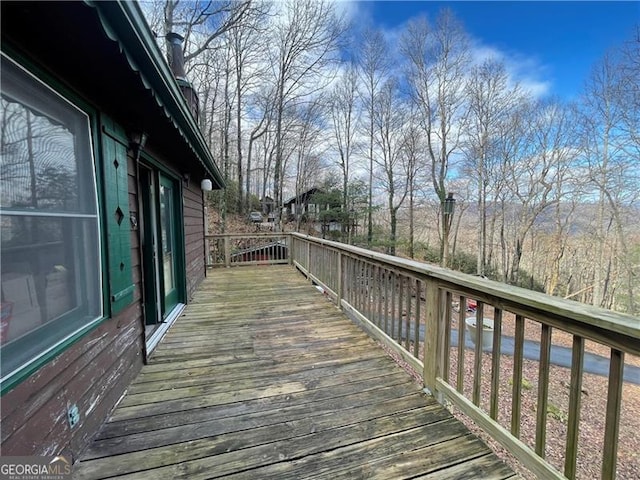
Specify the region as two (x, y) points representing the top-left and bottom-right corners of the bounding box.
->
(205, 233), (290, 267)
(206, 232), (639, 479)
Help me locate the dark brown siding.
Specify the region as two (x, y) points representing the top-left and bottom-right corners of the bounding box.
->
(183, 179), (206, 300)
(0, 149), (145, 462)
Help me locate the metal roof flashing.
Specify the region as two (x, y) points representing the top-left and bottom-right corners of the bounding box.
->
(85, 0), (224, 189)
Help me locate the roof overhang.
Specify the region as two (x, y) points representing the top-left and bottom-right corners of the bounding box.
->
(0, 1), (224, 189)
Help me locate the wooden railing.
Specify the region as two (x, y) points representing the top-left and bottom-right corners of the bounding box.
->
(205, 233), (290, 267)
(207, 232), (640, 479)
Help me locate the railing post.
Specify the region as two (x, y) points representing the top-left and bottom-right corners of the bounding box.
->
(306, 239), (311, 278)
(423, 279), (440, 396)
(288, 234), (293, 265)
(336, 251), (343, 308)
(204, 237), (210, 272)
(224, 235), (231, 267)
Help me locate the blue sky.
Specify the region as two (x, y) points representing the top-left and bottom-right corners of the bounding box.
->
(353, 1), (639, 100)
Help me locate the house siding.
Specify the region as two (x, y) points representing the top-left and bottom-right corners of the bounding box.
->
(183, 179), (206, 300)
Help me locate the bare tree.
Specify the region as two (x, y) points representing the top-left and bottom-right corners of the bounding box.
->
(245, 86), (273, 209)
(464, 58), (523, 276)
(401, 10), (470, 267)
(372, 78), (410, 255)
(269, 0), (344, 230)
(357, 27), (390, 246)
(228, 7), (271, 214)
(160, 1), (256, 64)
(329, 64), (360, 221)
(503, 100), (576, 285)
(292, 99), (326, 230)
(398, 110), (424, 259)
(580, 46), (639, 313)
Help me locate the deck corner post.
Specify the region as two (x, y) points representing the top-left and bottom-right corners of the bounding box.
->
(287, 234), (293, 265)
(224, 235), (231, 267)
(423, 280), (440, 394)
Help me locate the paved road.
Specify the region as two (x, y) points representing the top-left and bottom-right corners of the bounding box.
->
(403, 325), (640, 385)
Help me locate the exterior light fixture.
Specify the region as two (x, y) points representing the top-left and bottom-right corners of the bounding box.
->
(200, 178), (213, 191)
(443, 192), (456, 216)
(128, 131), (148, 162)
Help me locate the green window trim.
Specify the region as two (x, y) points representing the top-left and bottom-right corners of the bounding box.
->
(0, 317), (105, 395)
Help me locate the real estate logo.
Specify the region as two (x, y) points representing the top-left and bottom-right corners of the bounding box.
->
(0, 456), (71, 480)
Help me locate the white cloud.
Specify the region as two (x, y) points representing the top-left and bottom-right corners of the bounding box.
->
(469, 39), (552, 98)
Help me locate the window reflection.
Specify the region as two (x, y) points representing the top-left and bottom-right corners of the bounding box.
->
(0, 98), (79, 212)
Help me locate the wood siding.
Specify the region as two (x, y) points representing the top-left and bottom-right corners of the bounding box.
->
(183, 179), (205, 301)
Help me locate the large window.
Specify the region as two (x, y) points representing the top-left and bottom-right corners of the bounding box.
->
(0, 54), (102, 382)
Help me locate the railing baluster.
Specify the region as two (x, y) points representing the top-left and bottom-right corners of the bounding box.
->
(423, 280), (439, 393)
(414, 279), (422, 359)
(344, 255), (350, 305)
(602, 348), (624, 480)
(353, 258), (359, 311)
(536, 323), (552, 457)
(390, 272), (397, 340)
(384, 269), (389, 335)
(398, 275), (404, 341)
(360, 260), (366, 318)
(336, 251), (343, 307)
(456, 295), (466, 394)
(224, 235), (231, 267)
(365, 262), (372, 322)
(405, 276), (412, 351)
(490, 308), (502, 420)
(437, 290), (449, 382)
(564, 335), (585, 479)
(473, 301), (484, 406)
(511, 314), (525, 437)
(376, 266), (381, 328)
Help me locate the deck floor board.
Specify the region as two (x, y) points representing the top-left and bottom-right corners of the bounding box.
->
(75, 265), (515, 479)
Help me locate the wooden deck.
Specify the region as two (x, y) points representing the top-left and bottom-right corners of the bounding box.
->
(74, 266), (516, 479)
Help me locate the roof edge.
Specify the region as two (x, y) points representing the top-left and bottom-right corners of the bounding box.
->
(86, 0), (225, 189)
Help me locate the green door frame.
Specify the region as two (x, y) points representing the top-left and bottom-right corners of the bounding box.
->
(158, 173), (181, 316)
(140, 167), (186, 325)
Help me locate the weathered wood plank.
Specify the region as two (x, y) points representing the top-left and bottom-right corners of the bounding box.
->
(77, 412), (462, 480)
(97, 383), (428, 440)
(75, 265), (513, 480)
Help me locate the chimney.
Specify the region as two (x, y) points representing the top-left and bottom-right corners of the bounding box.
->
(166, 32), (199, 121)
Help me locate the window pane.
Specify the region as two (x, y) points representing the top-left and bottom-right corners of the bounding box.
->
(1, 216), (101, 370)
(0, 54), (102, 380)
(0, 56), (96, 215)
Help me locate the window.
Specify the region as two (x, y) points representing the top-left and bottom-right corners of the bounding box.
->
(0, 54), (102, 382)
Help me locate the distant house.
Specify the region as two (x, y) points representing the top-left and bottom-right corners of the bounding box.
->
(283, 187), (325, 221)
(1, 1), (223, 460)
